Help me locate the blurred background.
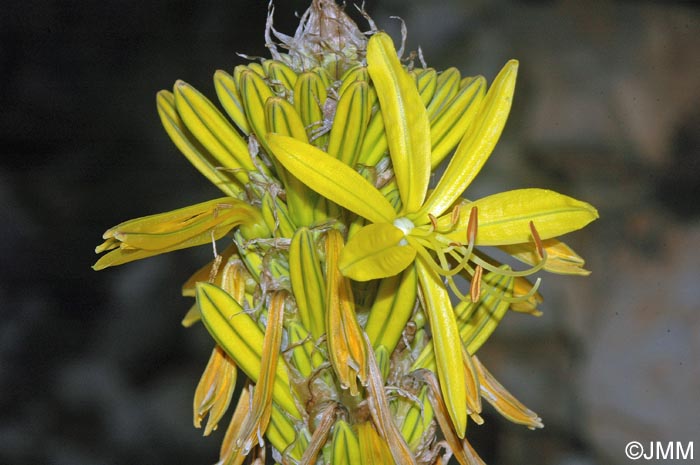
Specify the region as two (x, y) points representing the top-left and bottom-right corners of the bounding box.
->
(1, 0), (698, 464)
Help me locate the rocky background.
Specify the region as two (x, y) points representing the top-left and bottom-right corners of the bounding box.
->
(1, 1), (698, 464)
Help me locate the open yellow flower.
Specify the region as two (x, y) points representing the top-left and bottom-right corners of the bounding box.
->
(267, 32), (597, 437)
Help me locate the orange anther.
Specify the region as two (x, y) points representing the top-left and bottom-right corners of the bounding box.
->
(450, 204), (461, 227)
(428, 213), (438, 230)
(467, 206), (478, 246)
(470, 265), (483, 303)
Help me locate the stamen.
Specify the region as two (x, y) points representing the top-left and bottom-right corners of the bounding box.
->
(450, 204), (461, 227)
(428, 213), (438, 231)
(470, 265), (483, 303)
(209, 253), (223, 283)
(411, 237), (477, 304)
(467, 207), (478, 246)
(499, 277), (542, 303)
(470, 252), (547, 278)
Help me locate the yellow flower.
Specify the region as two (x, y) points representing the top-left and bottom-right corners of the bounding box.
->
(94, 2), (599, 463)
(93, 197), (268, 270)
(267, 32), (597, 437)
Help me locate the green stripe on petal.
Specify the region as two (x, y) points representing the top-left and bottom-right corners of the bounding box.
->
(331, 420), (361, 465)
(156, 90), (241, 196)
(213, 70), (250, 135)
(174, 80), (255, 181)
(266, 134), (396, 223)
(429, 76), (486, 169)
(293, 72), (328, 146)
(327, 80), (371, 166)
(195, 283), (302, 420)
(367, 32), (431, 214)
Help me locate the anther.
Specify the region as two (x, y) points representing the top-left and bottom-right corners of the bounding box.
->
(470, 265), (483, 303)
(529, 221), (544, 259)
(450, 204), (461, 227)
(467, 206), (479, 246)
(209, 253), (223, 284)
(428, 213), (438, 231)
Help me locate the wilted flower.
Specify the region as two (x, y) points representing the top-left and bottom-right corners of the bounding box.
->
(94, 1), (597, 464)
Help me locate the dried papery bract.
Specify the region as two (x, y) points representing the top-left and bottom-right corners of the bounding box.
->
(94, 1), (597, 463)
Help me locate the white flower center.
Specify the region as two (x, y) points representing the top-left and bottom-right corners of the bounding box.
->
(393, 217), (415, 246)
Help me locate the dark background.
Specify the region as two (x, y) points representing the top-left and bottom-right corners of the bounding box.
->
(1, 1), (698, 464)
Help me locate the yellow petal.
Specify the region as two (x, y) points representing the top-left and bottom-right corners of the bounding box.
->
(266, 134), (396, 223)
(416, 258), (467, 438)
(510, 277), (543, 315)
(265, 96), (309, 142)
(365, 264), (418, 352)
(181, 303), (201, 327)
(448, 188), (599, 246)
(267, 405), (306, 461)
(339, 223), (416, 281)
(367, 32), (431, 213)
(461, 347), (482, 422)
(287, 321), (324, 378)
(93, 199), (267, 270)
(502, 238), (591, 275)
(356, 107), (388, 167)
(102, 197), (262, 247)
(415, 60), (519, 222)
(193, 345), (238, 436)
(357, 421), (395, 465)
